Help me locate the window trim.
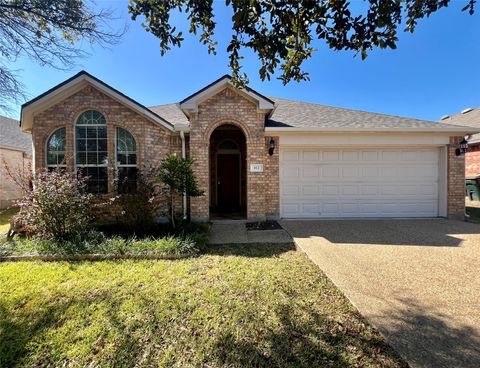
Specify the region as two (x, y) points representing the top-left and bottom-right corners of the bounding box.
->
(45, 127), (67, 169)
(115, 127), (137, 193)
(73, 110), (109, 194)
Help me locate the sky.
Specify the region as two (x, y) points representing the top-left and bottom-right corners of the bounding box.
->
(8, 0), (480, 121)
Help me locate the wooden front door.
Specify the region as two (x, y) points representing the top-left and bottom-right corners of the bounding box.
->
(217, 153), (240, 209)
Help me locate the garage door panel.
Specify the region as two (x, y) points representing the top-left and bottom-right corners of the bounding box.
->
(281, 148), (440, 218)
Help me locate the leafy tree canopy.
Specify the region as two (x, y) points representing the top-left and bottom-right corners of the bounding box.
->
(0, 0), (123, 113)
(129, 0), (476, 85)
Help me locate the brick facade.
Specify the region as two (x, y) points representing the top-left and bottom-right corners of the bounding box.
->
(188, 86), (278, 221)
(465, 144), (480, 178)
(31, 85), (181, 218)
(447, 136), (466, 219)
(29, 80), (464, 221)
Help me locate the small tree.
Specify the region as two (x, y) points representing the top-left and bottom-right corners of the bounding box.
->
(157, 153), (204, 228)
(15, 169), (92, 240)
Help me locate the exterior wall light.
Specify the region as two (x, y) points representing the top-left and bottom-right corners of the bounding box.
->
(455, 138), (469, 156)
(269, 138), (276, 156)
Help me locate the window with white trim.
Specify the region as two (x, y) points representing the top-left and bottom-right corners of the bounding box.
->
(116, 127), (137, 193)
(75, 110), (108, 194)
(46, 127), (66, 170)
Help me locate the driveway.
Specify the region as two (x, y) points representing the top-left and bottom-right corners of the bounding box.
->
(280, 219), (480, 368)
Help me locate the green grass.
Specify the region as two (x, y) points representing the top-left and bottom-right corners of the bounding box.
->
(0, 244), (406, 368)
(0, 207), (17, 234)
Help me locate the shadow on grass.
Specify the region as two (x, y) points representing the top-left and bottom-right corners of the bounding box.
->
(212, 303), (407, 368)
(372, 297), (480, 368)
(0, 295), (148, 367)
(206, 242), (296, 258)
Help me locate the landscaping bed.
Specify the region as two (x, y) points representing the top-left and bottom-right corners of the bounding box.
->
(0, 243), (407, 367)
(0, 222), (210, 261)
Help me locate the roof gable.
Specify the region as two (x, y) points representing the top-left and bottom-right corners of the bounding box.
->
(21, 71), (174, 132)
(179, 75), (275, 111)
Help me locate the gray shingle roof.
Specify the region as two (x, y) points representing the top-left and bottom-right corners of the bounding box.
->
(266, 97), (468, 130)
(441, 108), (480, 143)
(149, 103), (189, 126)
(149, 97), (473, 132)
(0, 115), (32, 154)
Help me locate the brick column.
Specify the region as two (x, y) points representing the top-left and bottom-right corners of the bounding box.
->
(447, 136), (466, 220)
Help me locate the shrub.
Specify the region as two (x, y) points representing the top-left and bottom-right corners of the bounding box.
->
(157, 153), (204, 228)
(15, 169), (92, 241)
(112, 166), (159, 234)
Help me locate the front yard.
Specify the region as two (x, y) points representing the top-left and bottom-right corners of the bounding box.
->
(0, 244), (406, 368)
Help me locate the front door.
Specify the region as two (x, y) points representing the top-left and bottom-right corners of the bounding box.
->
(217, 153), (240, 210)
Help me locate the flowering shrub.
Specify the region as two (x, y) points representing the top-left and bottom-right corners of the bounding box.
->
(15, 169), (92, 241)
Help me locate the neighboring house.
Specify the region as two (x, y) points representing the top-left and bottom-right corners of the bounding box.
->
(441, 108), (480, 178)
(0, 115), (32, 209)
(20, 71), (475, 221)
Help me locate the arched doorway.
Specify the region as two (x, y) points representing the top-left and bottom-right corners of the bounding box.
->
(209, 124), (247, 219)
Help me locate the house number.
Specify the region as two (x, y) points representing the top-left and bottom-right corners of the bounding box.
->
(250, 164), (264, 172)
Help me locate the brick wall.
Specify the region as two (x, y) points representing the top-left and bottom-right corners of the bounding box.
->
(264, 136), (279, 218)
(465, 144), (480, 178)
(188, 86), (275, 221)
(0, 148), (31, 209)
(31, 85), (181, 218)
(447, 136), (466, 219)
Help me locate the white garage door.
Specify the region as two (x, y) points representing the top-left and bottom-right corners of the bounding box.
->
(280, 148), (440, 218)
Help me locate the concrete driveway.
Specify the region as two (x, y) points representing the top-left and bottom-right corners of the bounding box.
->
(280, 219), (480, 368)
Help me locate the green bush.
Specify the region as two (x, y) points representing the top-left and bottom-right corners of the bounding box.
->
(15, 169), (92, 241)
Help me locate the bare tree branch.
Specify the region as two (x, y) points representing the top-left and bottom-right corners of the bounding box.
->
(0, 0), (126, 114)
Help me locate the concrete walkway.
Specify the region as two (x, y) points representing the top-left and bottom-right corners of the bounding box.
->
(209, 221), (293, 245)
(280, 219), (480, 368)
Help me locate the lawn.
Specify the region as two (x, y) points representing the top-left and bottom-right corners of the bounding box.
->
(0, 244), (407, 368)
(0, 207), (17, 234)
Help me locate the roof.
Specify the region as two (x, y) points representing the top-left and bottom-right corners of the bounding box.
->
(21, 71), (476, 135)
(265, 97), (475, 132)
(440, 107), (480, 143)
(21, 71), (174, 132)
(149, 103), (189, 126)
(0, 115), (32, 154)
(147, 96), (475, 133)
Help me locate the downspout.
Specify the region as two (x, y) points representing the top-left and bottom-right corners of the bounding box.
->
(180, 130), (187, 220)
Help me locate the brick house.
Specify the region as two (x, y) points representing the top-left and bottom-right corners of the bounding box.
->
(441, 108), (480, 179)
(0, 115), (32, 209)
(20, 71), (475, 221)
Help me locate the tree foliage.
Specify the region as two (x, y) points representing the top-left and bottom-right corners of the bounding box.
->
(129, 0), (476, 85)
(157, 153), (204, 228)
(0, 0), (124, 113)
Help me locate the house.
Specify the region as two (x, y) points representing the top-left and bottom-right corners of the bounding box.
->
(0, 115), (32, 209)
(441, 107), (480, 178)
(19, 71), (475, 221)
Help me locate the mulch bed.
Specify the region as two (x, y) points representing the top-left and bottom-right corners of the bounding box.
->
(246, 220), (283, 231)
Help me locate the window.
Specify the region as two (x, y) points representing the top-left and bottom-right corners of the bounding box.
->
(116, 127), (137, 193)
(75, 110), (108, 194)
(46, 128), (66, 169)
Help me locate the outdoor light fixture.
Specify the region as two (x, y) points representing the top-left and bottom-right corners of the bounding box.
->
(269, 138), (276, 156)
(455, 138), (469, 156)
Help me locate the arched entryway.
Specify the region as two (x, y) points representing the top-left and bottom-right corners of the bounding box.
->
(209, 124), (247, 219)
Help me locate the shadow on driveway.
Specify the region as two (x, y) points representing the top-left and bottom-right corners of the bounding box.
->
(281, 219), (480, 247)
(372, 297), (480, 368)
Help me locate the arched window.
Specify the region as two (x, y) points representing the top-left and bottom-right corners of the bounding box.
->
(46, 127), (66, 169)
(75, 110), (108, 194)
(116, 127), (137, 193)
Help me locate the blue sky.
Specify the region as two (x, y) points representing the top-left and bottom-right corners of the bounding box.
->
(9, 1), (480, 121)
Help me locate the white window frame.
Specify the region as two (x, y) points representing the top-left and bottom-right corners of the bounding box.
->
(73, 110), (109, 193)
(115, 127), (137, 192)
(45, 127), (67, 169)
